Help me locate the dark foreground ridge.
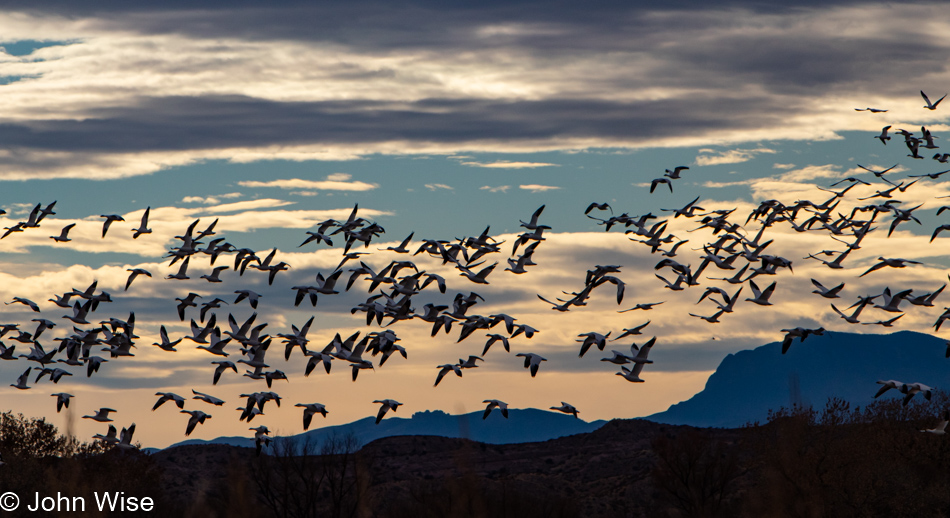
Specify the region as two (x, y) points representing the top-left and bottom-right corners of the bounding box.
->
(153, 394), (950, 518)
(3, 395), (950, 517)
(155, 418), (691, 517)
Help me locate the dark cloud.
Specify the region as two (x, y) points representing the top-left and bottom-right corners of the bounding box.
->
(666, 34), (948, 97)
(0, 2), (944, 177)
(0, 94), (790, 154)
(2, 1), (871, 50)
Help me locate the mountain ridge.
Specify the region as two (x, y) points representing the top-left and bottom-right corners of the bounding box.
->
(159, 330), (948, 450)
(166, 407), (607, 451)
(647, 329), (949, 427)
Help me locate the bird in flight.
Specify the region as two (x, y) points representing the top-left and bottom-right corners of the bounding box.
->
(921, 410), (950, 435)
(295, 403), (328, 430)
(922, 90), (947, 110)
(132, 207), (152, 239)
(50, 223), (76, 243)
(51, 393), (73, 412)
(650, 178), (673, 194)
(125, 268), (152, 291)
(663, 166), (689, 179)
(482, 399), (509, 419)
(373, 399), (402, 424)
(875, 126), (891, 145)
(619, 302), (664, 313)
(859, 257), (922, 277)
(550, 402), (579, 418)
(100, 214), (125, 238)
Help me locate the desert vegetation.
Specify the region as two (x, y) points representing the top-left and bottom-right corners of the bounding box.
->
(1, 398), (949, 517)
(0, 411), (167, 517)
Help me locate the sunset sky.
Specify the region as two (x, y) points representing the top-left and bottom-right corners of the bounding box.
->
(1, 1), (950, 448)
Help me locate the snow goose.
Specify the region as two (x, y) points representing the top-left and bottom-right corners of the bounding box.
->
(192, 390), (225, 406)
(83, 408), (117, 422)
(874, 380), (904, 398)
(10, 367), (31, 389)
(373, 399), (402, 424)
(515, 353), (546, 377)
(922, 90), (947, 110)
(181, 410), (211, 436)
(295, 403), (328, 430)
(51, 392), (73, 412)
(921, 410), (950, 434)
(153, 392), (186, 411)
(900, 382), (933, 406)
(483, 399), (509, 419)
(550, 402), (579, 418)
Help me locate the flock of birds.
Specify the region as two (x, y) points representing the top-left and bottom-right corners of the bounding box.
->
(2, 89), (950, 452)
(1, 198), (605, 453)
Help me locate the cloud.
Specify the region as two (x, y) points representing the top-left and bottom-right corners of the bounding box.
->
(846, 163), (908, 177)
(519, 184), (560, 192)
(461, 160), (559, 169)
(702, 162), (896, 194)
(181, 192), (242, 205)
(480, 185), (511, 193)
(777, 164), (842, 182)
(199, 199), (295, 214)
(325, 173), (352, 181)
(701, 179), (758, 189)
(424, 183), (454, 191)
(237, 178), (377, 191)
(0, 5), (948, 180)
(747, 180), (828, 202)
(772, 163), (796, 170)
(695, 147), (777, 166)
(4, 202), (35, 217)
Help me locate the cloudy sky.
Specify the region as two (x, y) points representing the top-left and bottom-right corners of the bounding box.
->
(2, 1), (950, 448)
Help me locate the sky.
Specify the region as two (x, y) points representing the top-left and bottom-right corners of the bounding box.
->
(1, 1), (950, 448)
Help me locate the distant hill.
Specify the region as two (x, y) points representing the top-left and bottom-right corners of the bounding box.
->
(169, 407), (606, 450)
(647, 330), (950, 427)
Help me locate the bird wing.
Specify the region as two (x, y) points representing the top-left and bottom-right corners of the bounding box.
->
(375, 405), (388, 424)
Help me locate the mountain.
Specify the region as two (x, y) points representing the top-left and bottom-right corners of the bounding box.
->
(166, 330), (946, 449)
(647, 330), (950, 427)
(168, 407), (606, 450)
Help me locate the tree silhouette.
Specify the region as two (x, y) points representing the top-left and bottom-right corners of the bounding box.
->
(0, 411), (166, 516)
(651, 428), (742, 517)
(251, 431), (370, 518)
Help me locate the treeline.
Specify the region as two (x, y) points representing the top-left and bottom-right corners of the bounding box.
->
(0, 411), (166, 517)
(652, 392), (950, 517)
(3, 400), (950, 517)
